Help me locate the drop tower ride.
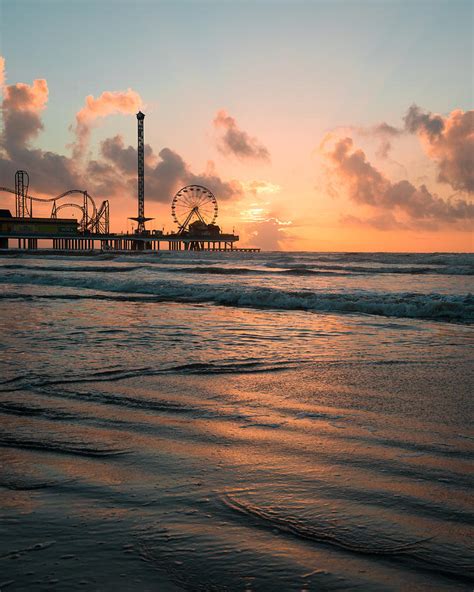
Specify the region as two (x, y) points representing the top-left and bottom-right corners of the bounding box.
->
(130, 111), (153, 236)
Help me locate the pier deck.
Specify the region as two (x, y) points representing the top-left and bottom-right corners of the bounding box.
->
(0, 231), (260, 253)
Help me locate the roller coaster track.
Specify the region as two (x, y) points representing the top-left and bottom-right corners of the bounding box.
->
(0, 186), (109, 234)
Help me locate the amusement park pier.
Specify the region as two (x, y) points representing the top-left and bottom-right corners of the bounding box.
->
(0, 112), (259, 253)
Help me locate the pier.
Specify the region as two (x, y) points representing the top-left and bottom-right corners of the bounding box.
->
(0, 113), (261, 255)
(0, 230), (260, 253)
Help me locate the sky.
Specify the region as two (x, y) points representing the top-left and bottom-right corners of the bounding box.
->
(0, 0), (472, 251)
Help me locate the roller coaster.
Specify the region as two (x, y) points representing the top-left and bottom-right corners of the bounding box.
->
(0, 170), (109, 234)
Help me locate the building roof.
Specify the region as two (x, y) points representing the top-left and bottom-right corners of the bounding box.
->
(0, 216), (77, 223)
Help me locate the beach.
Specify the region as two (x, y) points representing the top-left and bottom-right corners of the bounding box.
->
(0, 251), (472, 591)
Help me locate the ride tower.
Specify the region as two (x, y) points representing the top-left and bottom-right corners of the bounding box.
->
(130, 111), (153, 238)
(15, 170), (31, 218)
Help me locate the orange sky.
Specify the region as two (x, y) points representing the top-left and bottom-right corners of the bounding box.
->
(0, 1), (472, 251)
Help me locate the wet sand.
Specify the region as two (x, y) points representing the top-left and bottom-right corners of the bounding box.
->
(1, 362), (473, 591)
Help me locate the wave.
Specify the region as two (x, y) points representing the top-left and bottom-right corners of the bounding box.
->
(0, 400), (77, 421)
(0, 263), (145, 274)
(265, 252), (474, 266)
(1, 261), (472, 276)
(141, 264), (474, 277)
(0, 360), (301, 394)
(0, 272), (472, 322)
(0, 541), (56, 559)
(0, 478), (69, 491)
(269, 264), (474, 276)
(221, 494), (473, 582)
(0, 434), (130, 457)
(2, 250), (472, 266)
(221, 493), (432, 556)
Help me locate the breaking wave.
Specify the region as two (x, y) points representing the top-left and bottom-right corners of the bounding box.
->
(1, 262), (472, 276)
(0, 271), (472, 322)
(0, 263), (146, 273)
(271, 264), (474, 276)
(263, 252), (474, 266)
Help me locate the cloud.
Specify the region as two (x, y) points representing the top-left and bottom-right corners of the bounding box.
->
(0, 56), (5, 90)
(404, 104), (445, 138)
(240, 204), (268, 222)
(372, 122), (401, 137)
(100, 135), (138, 176)
(146, 147), (188, 201)
(0, 75), (82, 193)
(327, 137), (388, 206)
(85, 158), (129, 198)
(0, 71), (146, 196)
(325, 136), (473, 229)
(360, 122), (403, 159)
(340, 212), (406, 231)
(0, 69), (239, 212)
(248, 217), (292, 250)
(3, 149), (82, 195)
(1, 78), (48, 153)
(243, 180), (281, 196)
(187, 160), (243, 201)
(352, 105), (474, 189)
(326, 122), (403, 159)
(404, 104), (474, 193)
(73, 89), (142, 158)
(100, 135), (243, 203)
(213, 110), (270, 161)
(238, 181), (283, 224)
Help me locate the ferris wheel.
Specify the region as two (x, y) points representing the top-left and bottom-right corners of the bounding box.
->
(171, 185), (218, 231)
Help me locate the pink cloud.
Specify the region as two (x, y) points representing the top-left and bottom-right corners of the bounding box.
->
(324, 136), (473, 229)
(404, 105), (474, 193)
(0, 56), (5, 90)
(0, 75), (83, 193)
(214, 109), (270, 161)
(2, 78), (48, 113)
(73, 89), (143, 158)
(1, 77), (49, 152)
(248, 217), (293, 250)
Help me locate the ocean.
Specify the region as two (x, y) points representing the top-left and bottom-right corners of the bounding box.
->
(0, 250), (472, 591)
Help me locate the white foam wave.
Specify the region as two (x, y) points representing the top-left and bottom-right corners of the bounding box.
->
(1, 271), (472, 322)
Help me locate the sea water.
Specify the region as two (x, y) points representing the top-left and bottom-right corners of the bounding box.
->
(0, 251), (472, 590)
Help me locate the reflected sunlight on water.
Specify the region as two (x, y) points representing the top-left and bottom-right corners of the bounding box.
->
(0, 252), (472, 590)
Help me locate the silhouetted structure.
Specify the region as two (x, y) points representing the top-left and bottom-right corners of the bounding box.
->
(172, 185), (218, 234)
(15, 170), (30, 217)
(0, 113), (260, 252)
(0, 178), (109, 236)
(129, 111), (153, 240)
